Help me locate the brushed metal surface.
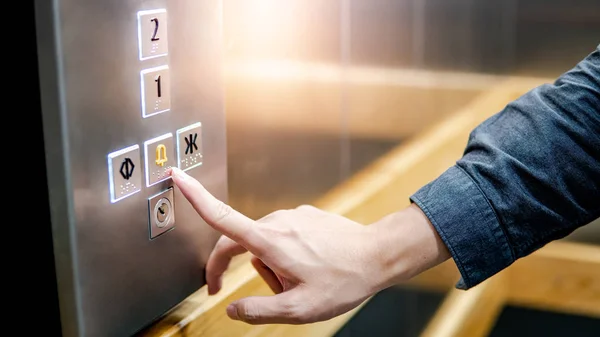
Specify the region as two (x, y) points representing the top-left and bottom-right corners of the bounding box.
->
(35, 0), (226, 336)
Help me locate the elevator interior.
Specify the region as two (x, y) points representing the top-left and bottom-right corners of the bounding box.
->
(24, 0), (600, 336)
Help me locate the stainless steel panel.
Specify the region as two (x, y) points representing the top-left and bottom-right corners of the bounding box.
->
(35, 0), (226, 336)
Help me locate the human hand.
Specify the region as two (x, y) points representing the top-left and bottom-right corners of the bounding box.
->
(168, 167), (388, 325)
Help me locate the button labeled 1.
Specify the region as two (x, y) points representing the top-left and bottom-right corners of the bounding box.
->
(137, 8), (168, 60)
(107, 144), (141, 203)
(140, 65), (171, 118)
(176, 122), (203, 171)
(144, 133), (175, 187)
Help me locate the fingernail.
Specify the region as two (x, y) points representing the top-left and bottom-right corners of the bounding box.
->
(226, 304), (240, 320)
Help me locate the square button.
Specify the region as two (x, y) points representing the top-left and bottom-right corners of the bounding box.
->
(144, 133), (175, 187)
(148, 187), (176, 240)
(107, 144), (142, 203)
(137, 8), (168, 60)
(140, 65), (171, 118)
(176, 122), (203, 172)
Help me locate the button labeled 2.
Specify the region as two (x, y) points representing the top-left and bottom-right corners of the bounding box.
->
(144, 133), (175, 187)
(140, 65), (171, 118)
(176, 122), (203, 172)
(137, 8), (168, 60)
(107, 144), (141, 203)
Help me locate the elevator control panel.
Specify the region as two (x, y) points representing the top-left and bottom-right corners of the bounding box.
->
(37, 1), (226, 336)
(108, 7), (205, 240)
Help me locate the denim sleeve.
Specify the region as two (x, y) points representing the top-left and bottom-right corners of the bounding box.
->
(410, 44), (600, 290)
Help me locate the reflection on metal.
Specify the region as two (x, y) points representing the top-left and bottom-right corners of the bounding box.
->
(36, 1), (226, 336)
(225, 59), (516, 89)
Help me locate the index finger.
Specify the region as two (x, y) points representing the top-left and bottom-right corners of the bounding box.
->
(169, 167), (259, 248)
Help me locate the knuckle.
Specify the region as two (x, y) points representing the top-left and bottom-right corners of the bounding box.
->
(258, 209), (289, 223)
(257, 222), (294, 240)
(239, 302), (260, 323)
(281, 298), (312, 324)
(295, 204), (323, 218)
(296, 204), (316, 211)
(213, 201), (233, 224)
(271, 209), (290, 218)
(288, 308), (310, 324)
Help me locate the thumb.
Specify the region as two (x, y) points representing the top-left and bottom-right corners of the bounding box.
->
(227, 292), (305, 325)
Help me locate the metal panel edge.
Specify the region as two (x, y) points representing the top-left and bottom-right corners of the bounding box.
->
(34, 0), (82, 336)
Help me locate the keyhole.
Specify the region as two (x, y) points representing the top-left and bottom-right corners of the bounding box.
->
(155, 199), (170, 224)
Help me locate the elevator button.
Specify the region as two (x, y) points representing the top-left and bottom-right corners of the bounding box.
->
(137, 8), (168, 60)
(148, 187), (175, 239)
(144, 133), (175, 187)
(140, 65), (171, 118)
(107, 144), (142, 203)
(176, 122), (203, 172)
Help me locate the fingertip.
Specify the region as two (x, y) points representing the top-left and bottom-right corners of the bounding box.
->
(226, 304), (240, 320)
(169, 166), (187, 182)
(207, 277), (222, 295)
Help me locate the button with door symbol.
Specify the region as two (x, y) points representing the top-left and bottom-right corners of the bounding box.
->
(140, 65), (171, 118)
(144, 133), (175, 187)
(107, 144), (142, 203)
(137, 8), (168, 60)
(176, 122), (203, 172)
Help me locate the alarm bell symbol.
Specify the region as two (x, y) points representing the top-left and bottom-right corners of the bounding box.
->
(155, 144), (168, 167)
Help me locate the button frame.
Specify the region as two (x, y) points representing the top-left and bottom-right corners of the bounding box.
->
(176, 122), (203, 172)
(148, 187), (176, 239)
(140, 65), (171, 118)
(144, 133), (175, 187)
(107, 144), (142, 203)
(137, 8), (169, 61)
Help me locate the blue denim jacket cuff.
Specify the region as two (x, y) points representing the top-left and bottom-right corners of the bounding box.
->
(410, 165), (514, 289)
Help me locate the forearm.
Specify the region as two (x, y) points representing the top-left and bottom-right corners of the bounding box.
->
(367, 203), (451, 291)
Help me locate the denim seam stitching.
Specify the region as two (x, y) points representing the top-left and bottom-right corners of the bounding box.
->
(455, 164), (516, 262)
(410, 196), (472, 288)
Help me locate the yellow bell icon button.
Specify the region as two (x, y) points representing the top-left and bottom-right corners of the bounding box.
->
(155, 144), (168, 167)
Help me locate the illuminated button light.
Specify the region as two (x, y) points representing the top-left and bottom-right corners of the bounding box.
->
(107, 144), (142, 203)
(137, 8), (168, 60)
(140, 65), (171, 118)
(176, 122), (203, 172)
(144, 133), (175, 187)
